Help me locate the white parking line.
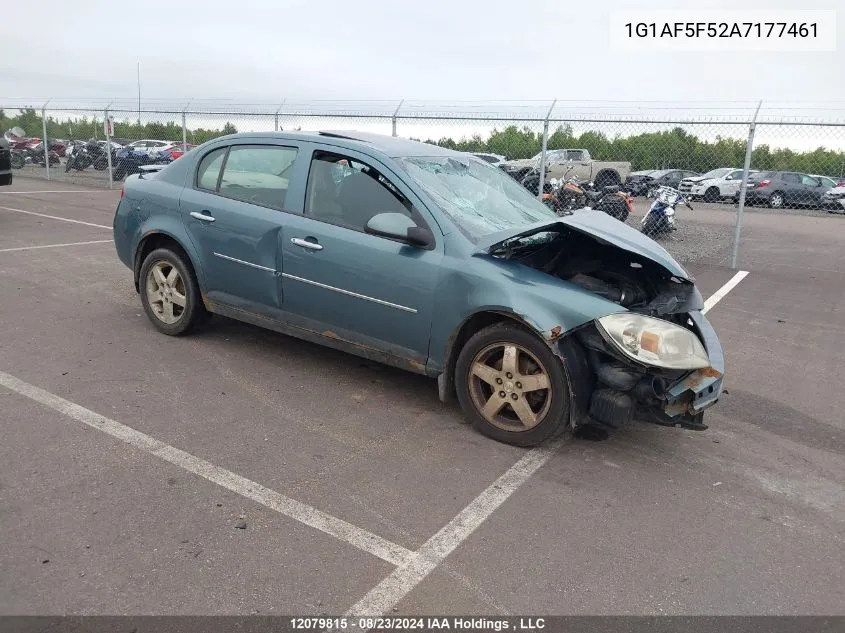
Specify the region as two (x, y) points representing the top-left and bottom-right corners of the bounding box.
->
(0, 205), (111, 230)
(0, 190), (106, 195)
(703, 270), (750, 314)
(0, 240), (112, 253)
(0, 371), (414, 567)
(345, 439), (563, 617)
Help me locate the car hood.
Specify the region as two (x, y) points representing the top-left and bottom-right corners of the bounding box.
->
(824, 185), (845, 195)
(476, 210), (692, 281)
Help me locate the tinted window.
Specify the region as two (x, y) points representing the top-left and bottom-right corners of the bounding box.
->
(305, 151), (411, 232)
(566, 150), (586, 161)
(800, 175), (820, 186)
(783, 173), (801, 184)
(218, 145), (298, 210)
(196, 148), (226, 191)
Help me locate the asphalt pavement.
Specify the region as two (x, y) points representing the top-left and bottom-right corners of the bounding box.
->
(0, 176), (843, 616)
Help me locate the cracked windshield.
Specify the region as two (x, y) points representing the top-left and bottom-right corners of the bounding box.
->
(401, 156), (556, 239)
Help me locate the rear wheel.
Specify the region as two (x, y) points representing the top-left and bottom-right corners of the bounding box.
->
(769, 191), (785, 209)
(703, 186), (720, 203)
(455, 323), (570, 446)
(594, 170), (621, 189)
(10, 153), (24, 169)
(138, 248), (209, 336)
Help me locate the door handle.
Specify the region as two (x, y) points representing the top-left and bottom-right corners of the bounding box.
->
(291, 237), (323, 251)
(190, 211), (215, 222)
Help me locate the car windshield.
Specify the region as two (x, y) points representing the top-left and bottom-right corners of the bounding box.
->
(400, 156), (557, 241)
(700, 168), (732, 179)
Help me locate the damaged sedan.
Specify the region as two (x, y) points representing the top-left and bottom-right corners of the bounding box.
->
(113, 130), (724, 447)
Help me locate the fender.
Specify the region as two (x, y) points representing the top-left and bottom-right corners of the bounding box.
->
(132, 216), (207, 294)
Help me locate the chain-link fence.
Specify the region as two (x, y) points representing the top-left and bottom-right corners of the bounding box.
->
(3, 99), (845, 267)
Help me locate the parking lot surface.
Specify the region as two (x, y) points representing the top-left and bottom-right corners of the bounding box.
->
(1, 177), (843, 616)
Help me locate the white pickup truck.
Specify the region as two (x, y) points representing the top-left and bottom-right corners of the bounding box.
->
(500, 148), (631, 189)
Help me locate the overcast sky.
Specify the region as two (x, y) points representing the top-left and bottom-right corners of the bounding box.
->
(2, 0), (842, 108)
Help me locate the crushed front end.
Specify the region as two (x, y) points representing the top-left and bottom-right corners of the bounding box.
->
(557, 308), (724, 432)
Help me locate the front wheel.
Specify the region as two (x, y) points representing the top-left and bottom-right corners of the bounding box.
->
(703, 186), (720, 203)
(138, 248), (209, 336)
(455, 323), (570, 446)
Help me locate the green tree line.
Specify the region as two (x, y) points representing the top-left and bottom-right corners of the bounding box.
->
(424, 124), (845, 177)
(0, 108), (237, 145)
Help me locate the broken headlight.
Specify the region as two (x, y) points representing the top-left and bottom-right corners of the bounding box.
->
(595, 313), (710, 370)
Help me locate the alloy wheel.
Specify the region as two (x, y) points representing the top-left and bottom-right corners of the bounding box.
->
(145, 260), (187, 325)
(467, 342), (552, 432)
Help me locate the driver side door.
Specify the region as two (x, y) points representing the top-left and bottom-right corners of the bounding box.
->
(280, 147), (443, 368)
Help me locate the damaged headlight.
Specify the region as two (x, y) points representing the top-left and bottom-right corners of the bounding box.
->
(595, 313), (710, 370)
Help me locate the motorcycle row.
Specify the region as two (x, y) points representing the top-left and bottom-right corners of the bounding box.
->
(63, 140), (172, 181)
(514, 162), (692, 239)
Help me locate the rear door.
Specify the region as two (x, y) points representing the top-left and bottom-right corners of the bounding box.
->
(180, 142), (304, 318)
(781, 173), (802, 204)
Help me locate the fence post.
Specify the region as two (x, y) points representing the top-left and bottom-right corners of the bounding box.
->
(537, 98), (557, 201)
(275, 99), (285, 132)
(392, 100), (404, 137)
(181, 110), (187, 153)
(41, 101), (50, 181)
(730, 99), (762, 270)
(104, 105), (114, 190)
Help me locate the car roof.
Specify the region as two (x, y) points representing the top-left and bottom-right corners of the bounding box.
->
(211, 131), (462, 159)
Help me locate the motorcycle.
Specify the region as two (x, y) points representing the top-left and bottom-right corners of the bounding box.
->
(544, 169), (633, 222)
(111, 147), (171, 181)
(65, 141), (112, 172)
(641, 185), (692, 238)
(18, 142), (60, 167)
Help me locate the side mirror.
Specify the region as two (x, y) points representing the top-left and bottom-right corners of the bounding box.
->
(365, 212), (432, 247)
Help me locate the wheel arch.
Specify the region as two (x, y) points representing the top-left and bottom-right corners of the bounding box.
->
(437, 309), (553, 404)
(133, 230), (205, 299)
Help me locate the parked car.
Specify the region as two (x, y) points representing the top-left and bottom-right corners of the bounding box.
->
(113, 130), (725, 445)
(627, 169), (699, 198)
(745, 171), (831, 209)
(0, 137), (12, 186)
(124, 139), (180, 155)
(500, 148), (631, 188)
(811, 174), (842, 189)
(821, 185), (845, 213)
(624, 170), (660, 196)
(472, 152), (507, 165)
(680, 168), (755, 203)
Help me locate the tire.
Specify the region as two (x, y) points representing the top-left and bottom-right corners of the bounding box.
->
(138, 248), (209, 336)
(455, 322), (570, 446)
(703, 186), (720, 203)
(769, 191), (785, 209)
(594, 170), (621, 189)
(10, 153), (24, 169)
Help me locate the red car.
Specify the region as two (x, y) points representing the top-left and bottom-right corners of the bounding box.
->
(163, 144), (196, 161)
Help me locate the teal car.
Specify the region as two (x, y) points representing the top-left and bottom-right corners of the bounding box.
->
(113, 131), (724, 446)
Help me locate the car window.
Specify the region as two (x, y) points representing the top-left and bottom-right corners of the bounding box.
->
(196, 148), (227, 191)
(683, 171), (698, 178)
(565, 150), (586, 161)
(783, 173), (801, 184)
(305, 151), (412, 232)
(479, 155), (498, 164)
(819, 176), (835, 187)
(726, 170), (743, 180)
(216, 145), (298, 210)
(800, 175), (820, 186)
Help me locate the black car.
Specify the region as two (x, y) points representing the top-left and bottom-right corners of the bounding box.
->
(745, 171), (831, 209)
(0, 137), (12, 186)
(624, 169), (699, 197)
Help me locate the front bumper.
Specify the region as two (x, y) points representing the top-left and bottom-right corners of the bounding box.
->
(563, 310), (724, 431)
(821, 197), (845, 211)
(664, 311), (724, 417)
